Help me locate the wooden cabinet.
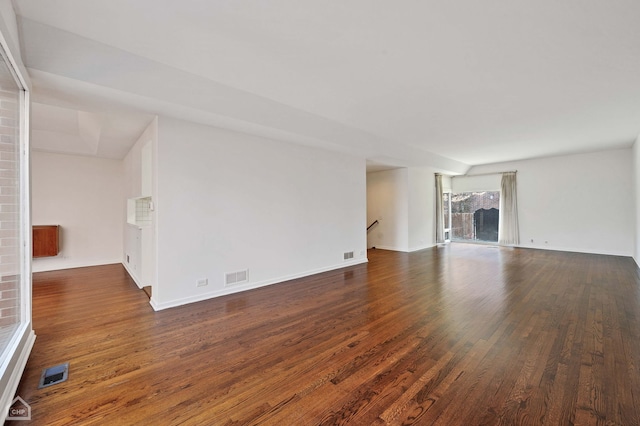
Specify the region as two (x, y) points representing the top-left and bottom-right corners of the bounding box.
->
(33, 225), (59, 258)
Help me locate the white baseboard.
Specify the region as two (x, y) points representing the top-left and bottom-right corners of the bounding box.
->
(32, 258), (123, 273)
(122, 262), (143, 289)
(516, 243), (632, 257)
(370, 245), (409, 252)
(149, 296), (160, 311)
(370, 244), (436, 253)
(150, 258), (368, 311)
(408, 244), (435, 252)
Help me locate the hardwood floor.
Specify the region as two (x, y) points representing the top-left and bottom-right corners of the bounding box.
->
(10, 244), (640, 425)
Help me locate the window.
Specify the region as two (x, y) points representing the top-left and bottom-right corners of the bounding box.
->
(443, 191), (451, 241)
(451, 191), (500, 242)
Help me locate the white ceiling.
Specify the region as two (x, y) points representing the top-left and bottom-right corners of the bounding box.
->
(13, 0), (640, 171)
(31, 100), (155, 160)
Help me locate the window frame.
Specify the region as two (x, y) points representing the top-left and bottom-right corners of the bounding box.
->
(0, 24), (33, 421)
(443, 191), (452, 242)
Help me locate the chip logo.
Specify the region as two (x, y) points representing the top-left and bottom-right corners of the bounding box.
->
(7, 396), (31, 421)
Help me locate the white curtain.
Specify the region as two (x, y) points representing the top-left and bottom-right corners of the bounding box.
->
(499, 172), (519, 245)
(435, 174), (444, 244)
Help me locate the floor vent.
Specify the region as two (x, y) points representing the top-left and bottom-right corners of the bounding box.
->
(225, 269), (249, 287)
(38, 362), (69, 389)
(344, 251), (354, 260)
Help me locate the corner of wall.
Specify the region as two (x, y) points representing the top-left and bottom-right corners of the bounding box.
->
(407, 167), (437, 250)
(633, 137), (640, 266)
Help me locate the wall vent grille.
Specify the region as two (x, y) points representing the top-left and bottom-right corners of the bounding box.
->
(225, 269), (249, 287)
(344, 251), (354, 260)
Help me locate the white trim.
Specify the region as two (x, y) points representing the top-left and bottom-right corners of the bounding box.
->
(371, 245), (409, 252)
(0, 7), (33, 423)
(408, 244), (436, 252)
(32, 259), (124, 273)
(150, 258), (368, 311)
(122, 262), (143, 289)
(21, 83), (31, 323)
(515, 244), (632, 258)
(451, 240), (633, 257)
(0, 328), (35, 423)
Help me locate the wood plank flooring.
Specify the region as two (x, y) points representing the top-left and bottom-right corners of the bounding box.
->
(9, 244), (640, 425)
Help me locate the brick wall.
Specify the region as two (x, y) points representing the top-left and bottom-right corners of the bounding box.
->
(0, 85), (21, 328)
(451, 191), (500, 213)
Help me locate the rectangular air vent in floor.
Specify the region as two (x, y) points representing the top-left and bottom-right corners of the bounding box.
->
(38, 362), (69, 389)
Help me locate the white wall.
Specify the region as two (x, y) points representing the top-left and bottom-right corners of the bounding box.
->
(442, 174), (452, 192)
(408, 168), (436, 251)
(452, 174), (501, 193)
(633, 138), (640, 265)
(122, 118), (157, 288)
(366, 168), (409, 251)
(468, 148), (634, 256)
(366, 167), (439, 252)
(123, 118), (157, 199)
(32, 151), (124, 271)
(152, 117), (366, 310)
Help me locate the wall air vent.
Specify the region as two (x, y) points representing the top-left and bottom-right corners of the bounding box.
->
(344, 251), (354, 260)
(225, 269), (249, 287)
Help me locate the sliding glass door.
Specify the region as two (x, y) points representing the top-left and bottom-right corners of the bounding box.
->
(450, 191), (500, 243)
(0, 41), (31, 383)
(0, 51), (22, 353)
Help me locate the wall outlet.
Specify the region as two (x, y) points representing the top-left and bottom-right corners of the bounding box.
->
(197, 278), (208, 287)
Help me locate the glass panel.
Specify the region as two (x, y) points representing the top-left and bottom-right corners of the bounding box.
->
(0, 51), (22, 358)
(443, 192), (450, 231)
(451, 191), (500, 242)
